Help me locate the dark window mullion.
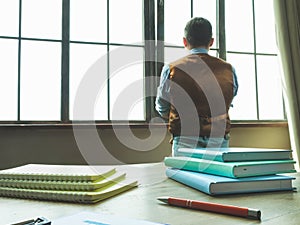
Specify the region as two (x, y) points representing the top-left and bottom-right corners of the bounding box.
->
(61, 0), (70, 122)
(155, 0), (164, 120)
(252, 0), (259, 120)
(156, 0), (164, 74)
(107, 0), (110, 121)
(17, 0), (22, 121)
(144, 0), (156, 121)
(191, 0), (193, 18)
(217, 0), (226, 60)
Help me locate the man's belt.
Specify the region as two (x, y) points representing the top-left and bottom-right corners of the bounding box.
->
(200, 113), (228, 124)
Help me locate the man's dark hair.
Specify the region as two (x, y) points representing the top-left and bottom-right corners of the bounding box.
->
(184, 17), (212, 47)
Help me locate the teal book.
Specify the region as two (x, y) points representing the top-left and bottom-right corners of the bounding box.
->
(164, 156), (296, 178)
(166, 168), (296, 195)
(177, 147), (293, 162)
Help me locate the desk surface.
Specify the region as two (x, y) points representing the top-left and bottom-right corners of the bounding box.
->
(1, 163), (300, 225)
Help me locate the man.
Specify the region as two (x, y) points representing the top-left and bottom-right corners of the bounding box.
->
(155, 17), (238, 156)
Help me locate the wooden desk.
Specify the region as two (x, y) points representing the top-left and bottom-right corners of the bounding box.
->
(1, 163), (300, 225)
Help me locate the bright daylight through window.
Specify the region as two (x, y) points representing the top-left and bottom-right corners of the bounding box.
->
(0, 0), (285, 123)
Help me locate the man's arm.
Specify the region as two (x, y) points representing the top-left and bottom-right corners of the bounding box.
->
(232, 66), (238, 97)
(230, 66), (238, 108)
(155, 65), (171, 120)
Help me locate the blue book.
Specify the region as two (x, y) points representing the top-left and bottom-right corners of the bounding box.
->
(166, 168), (296, 195)
(164, 156), (296, 178)
(177, 147), (293, 162)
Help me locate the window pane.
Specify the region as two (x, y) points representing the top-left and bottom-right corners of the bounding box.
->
(109, 46), (144, 120)
(20, 41), (61, 120)
(225, 0), (254, 52)
(254, 0), (277, 54)
(22, 0), (62, 39)
(70, 0), (107, 42)
(70, 43), (108, 120)
(0, 0), (19, 37)
(109, 0), (142, 44)
(257, 55), (284, 120)
(164, 47), (188, 64)
(209, 49), (218, 57)
(0, 39), (18, 120)
(193, 0), (217, 49)
(227, 53), (257, 120)
(164, 0), (191, 46)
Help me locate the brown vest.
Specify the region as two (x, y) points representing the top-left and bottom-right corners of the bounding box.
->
(168, 53), (234, 137)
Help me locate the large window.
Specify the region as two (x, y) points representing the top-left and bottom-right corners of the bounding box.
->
(69, 0), (144, 121)
(0, 0), (145, 122)
(0, 0), (62, 121)
(0, 0), (285, 123)
(226, 0), (284, 120)
(162, 0), (285, 121)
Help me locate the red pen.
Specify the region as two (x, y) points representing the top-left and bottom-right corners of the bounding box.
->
(157, 196), (261, 220)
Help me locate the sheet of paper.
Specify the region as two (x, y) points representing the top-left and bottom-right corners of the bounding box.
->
(53, 211), (168, 225)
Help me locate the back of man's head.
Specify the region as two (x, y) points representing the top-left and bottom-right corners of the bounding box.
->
(184, 17), (212, 48)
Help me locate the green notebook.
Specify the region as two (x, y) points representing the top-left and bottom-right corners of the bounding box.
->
(0, 178), (138, 204)
(0, 171), (126, 191)
(164, 156), (296, 178)
(0, 164), (139, 203)
(0, 164), (116, 181)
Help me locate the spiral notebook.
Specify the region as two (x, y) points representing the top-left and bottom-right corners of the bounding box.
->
(0, 178), (138, 203)
(0, 164), (116, 181)
(0, 164), (138, 203)
(0, 171), (127, 191)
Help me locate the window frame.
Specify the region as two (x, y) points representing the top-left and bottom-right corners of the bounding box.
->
(0, 0), (286, 126)
(157, 0), (286, 124)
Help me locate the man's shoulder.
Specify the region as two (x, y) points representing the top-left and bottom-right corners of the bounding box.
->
(170, 54), (229, 64)
(169, 54), (198, 67)
(169, 55), (189, 65)
(203, 54), (233, 68)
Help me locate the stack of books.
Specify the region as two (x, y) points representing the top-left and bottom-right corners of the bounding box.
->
(0, 164), (138, 203)
(164, 147), (297, 195)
